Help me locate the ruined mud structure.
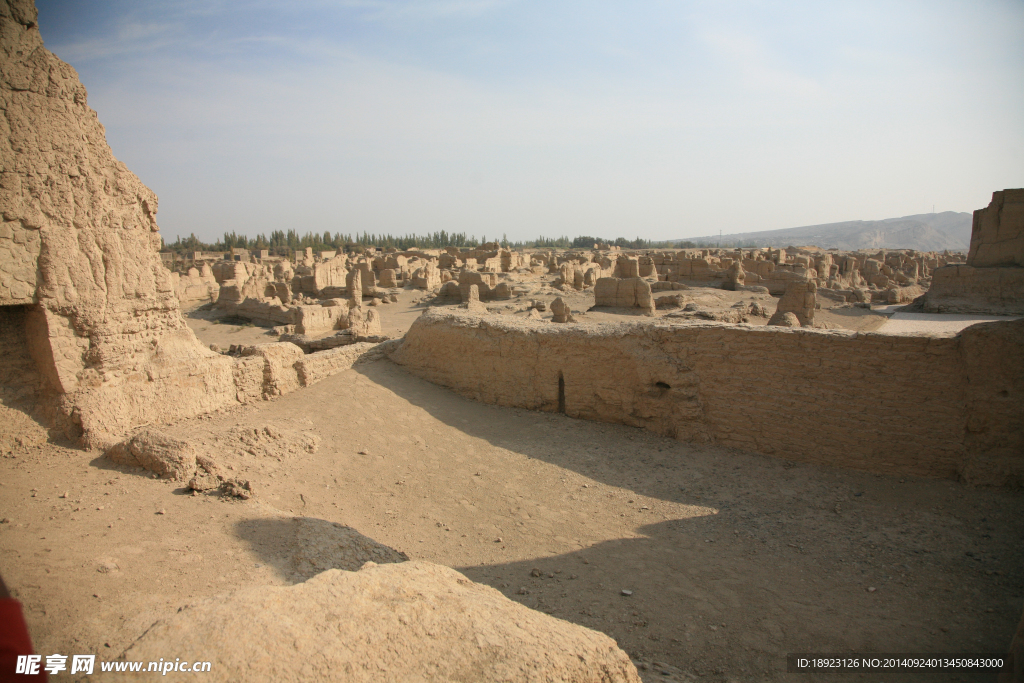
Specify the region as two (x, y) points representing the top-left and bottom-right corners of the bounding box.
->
(173, 237), (954, 316)
(0, 0), (399, 449)
(392, 310), (1023, 485)
(0, 3), (644, 679)
(923, 189), (1024, 315)
(2, 0), (1023, 679)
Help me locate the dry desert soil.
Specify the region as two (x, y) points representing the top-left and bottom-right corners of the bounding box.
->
(1, 288), (1021, 683)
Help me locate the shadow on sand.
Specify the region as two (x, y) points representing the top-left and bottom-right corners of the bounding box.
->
(346, 357), (1023, 678)
(234, 514), (408, 585)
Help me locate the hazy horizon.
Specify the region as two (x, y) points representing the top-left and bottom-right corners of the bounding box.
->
(37, 0), (1024, 244)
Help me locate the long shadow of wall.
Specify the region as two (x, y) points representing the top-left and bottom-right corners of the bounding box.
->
(352, 357), (793, 508)
(455, 514), (1023, 680)
(350, 357), (1024, 679)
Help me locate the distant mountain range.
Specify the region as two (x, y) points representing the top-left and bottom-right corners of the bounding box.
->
(679, 212), (972, 252)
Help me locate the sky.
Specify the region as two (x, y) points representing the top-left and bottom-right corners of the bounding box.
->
(36, 0), (1024, 244)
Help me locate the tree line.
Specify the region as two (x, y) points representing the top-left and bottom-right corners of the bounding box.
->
(162, 230), (758, 256)
(163, 230), (487, 255)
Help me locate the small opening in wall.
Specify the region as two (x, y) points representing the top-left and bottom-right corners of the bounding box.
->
(557, 372), (565, 414)
(655, 381), (671, 390)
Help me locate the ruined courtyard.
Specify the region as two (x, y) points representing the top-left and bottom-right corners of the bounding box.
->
(3, 353), (1024, 682)
(2, 0), (1023, 681)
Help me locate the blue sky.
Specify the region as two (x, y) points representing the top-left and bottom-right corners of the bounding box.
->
(37, 0), (1024, 243)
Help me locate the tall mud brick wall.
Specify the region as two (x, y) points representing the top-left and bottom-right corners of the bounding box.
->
(0, 1), (375, 446)
(924, 189), (1024, 315)
(392, 311), (1024, 486)
(1, 0), (240, 443)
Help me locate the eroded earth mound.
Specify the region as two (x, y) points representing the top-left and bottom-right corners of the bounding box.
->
(97, 561), (642, 683)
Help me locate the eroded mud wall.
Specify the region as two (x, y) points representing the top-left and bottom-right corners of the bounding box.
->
(958, 320), (1024, 486)
(0, 0), (245, 442)
(678, 325), (966, 477)
(924, 189), (1024, 315)
(391, 311), (1023, 485)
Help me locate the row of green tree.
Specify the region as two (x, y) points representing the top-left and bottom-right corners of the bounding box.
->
(162, 230), (760, 255)
(165, 230), (493, 255)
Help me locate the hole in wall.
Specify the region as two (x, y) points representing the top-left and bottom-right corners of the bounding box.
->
(655, 381), (671, 390)
(557, 372), (565, 414)
(0, 304), (51, 410)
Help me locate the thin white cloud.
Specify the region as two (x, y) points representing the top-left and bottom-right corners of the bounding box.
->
(49, 0), (1024, 243)
(53, 23), (183, 62)
(331, 0), (513, 21)
(702, 29), (824, 100)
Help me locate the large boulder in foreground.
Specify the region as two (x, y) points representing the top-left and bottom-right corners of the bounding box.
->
(105, 429), (197, 480)
(98, 561), (641, 683)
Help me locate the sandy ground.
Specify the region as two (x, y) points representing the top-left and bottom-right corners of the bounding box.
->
(2, 362), (1021, 682)
(877, 312), (1023, 336)
(182, 287), (438, 347)
(3, 281), (1021, 682)
(182, 307), (280, 348)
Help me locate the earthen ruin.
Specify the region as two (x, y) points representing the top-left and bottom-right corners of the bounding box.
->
(1, 1), (1022, 680)
(391, 309), (1022, 485)
(922, 189), (1024, 315)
